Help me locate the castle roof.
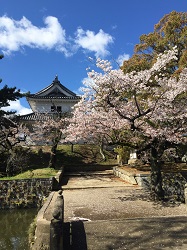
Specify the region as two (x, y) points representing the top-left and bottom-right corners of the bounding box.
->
(27, 76), (80, 100)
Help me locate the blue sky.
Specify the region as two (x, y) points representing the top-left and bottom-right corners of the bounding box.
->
(0, 0), (186, 114)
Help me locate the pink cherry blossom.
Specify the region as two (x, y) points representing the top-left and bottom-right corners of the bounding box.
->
(64, 47), (187, 149)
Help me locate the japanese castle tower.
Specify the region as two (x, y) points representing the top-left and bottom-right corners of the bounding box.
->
(20, 76), (80, 121)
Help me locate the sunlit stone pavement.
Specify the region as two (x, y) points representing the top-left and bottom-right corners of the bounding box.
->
(62, 170), (187, 249)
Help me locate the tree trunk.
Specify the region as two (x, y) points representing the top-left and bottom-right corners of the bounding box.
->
(150, 148), (165, 199)
(6, 158), (13, 177)
(6, 149), (14, 177)
(48, 143), (58, 169)
(48, 131), (62, 169)
(99, 141), (106, 161)
(70, 143), (74, 153)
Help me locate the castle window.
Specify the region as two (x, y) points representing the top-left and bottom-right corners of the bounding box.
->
(57, 106), (62, 112)
(51, 106), (56, 112)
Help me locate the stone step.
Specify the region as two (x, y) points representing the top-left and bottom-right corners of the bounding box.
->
(61, 172), (135, 190)
(63, 170), (114, 176)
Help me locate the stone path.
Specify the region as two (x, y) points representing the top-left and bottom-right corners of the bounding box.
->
(62, 170), (187, 250)
(62, 170), (133, 190)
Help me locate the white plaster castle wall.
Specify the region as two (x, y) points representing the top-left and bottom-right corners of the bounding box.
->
(29, 99), (77, 113)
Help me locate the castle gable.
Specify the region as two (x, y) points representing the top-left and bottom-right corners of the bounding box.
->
(30, 76), (77, 98)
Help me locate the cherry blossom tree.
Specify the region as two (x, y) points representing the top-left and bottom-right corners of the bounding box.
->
(30, 113), (69, 169)
(65, 47), (187, 198)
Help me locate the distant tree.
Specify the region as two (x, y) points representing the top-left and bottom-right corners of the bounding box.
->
(0, 116), (28, 176)
(0, 54), (23, 118)
(0, 55), (27, 176)
(0, 85), (23, 117)
(121, 11), (187, 75)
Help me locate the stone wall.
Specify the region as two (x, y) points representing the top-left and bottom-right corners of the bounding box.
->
(113, 166), (187, 202)
(0, 178), (54, 209)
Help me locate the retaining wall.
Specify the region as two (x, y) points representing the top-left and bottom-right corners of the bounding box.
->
(0, 168), (64, 210)
(113, 166), (150, 186)
(113, 166), (187, 202)
(0, 178), (54, 209)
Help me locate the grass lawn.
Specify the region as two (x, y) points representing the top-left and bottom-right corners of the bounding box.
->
(0, 168), (58, 180)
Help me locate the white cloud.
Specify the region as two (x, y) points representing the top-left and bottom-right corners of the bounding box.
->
(116, 53), (130, 66)
(2, 100), (32, 115)
(0, 15), (114, 58)
(0, 15), (68, 55)
(75, 27), (114, 58)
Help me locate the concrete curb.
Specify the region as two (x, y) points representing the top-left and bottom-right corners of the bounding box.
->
(113, 166), (138, 185)
(31, 169), (64, 250)
(31, 192), (55, 250)
(113, 166), (150, 187)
